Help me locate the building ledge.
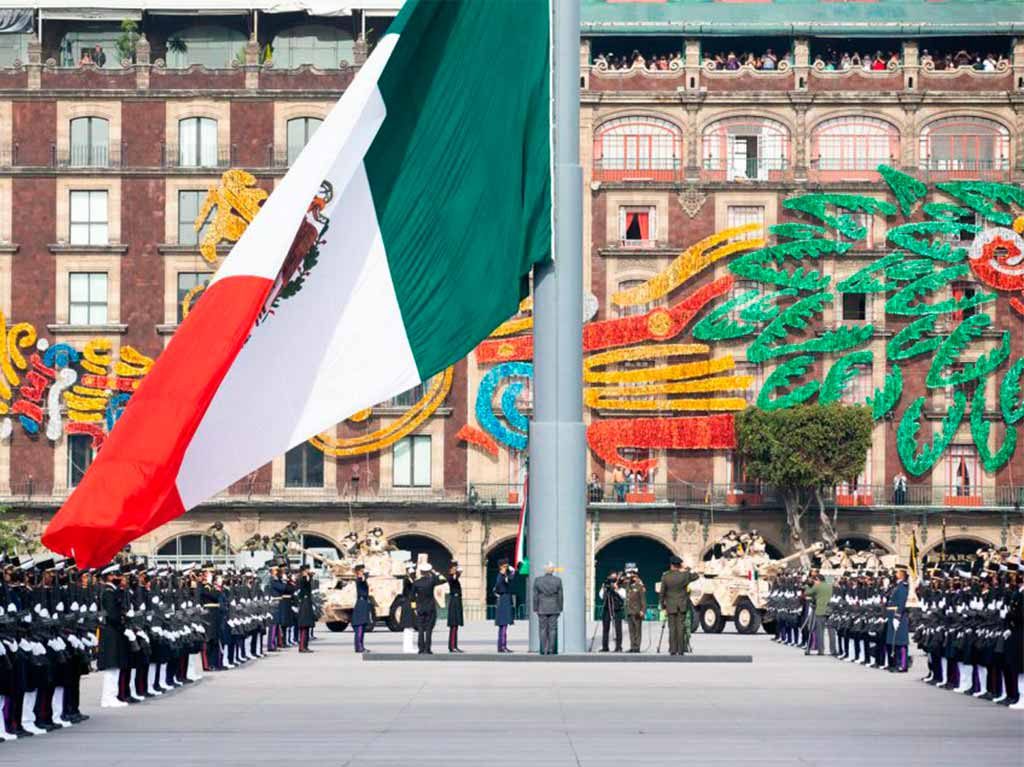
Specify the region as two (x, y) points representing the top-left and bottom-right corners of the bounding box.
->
(0, 244), (18, 254)
(48, 243), (128, 255)
(157, 243), (231, 257)
(598, 246), (683, 258)
(374, 406), (453, 418)
(47, 323), (127, 335)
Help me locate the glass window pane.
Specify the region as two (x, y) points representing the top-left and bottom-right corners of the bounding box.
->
(70, 191), (89, 222)
(69, 273), (88, 302)
(70, 118), (88, 148)
(393, 437), (411, 486)
(69, 224), (88, 245)
(284, 444), (305, 487)
(69, 304), (88, 324)
(178, 534), (202, 556)
(92, 118), (108, 148)
(412, 436), (431, 487)
(90, 303), (107, 325)
(89, 273), (107, 301)
(90, 223), (109, 245)
(305, 444), (324, 486)
(90, 191), (107, 221)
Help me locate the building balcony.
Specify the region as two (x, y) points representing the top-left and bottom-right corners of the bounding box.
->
(52, 142), (124, 170)
(917, 160), (1012, 183)
(160, 143), (235, 170)
(592, 158), (682, 184)
(807, 159), (891, 184)
(700, 158), (791, 184)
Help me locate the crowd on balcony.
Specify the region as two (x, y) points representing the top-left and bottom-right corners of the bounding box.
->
(920, 49), (1009, 71)
(593, 50), (682, 71)
(705, 49), (789, 71)
(813, 49), (901, 71)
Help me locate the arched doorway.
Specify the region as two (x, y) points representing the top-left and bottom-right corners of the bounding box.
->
(595, 535), (675, 618)
(923, 536), (993, 567)
(484, 538), (526, 621)
(389, 534), (453, 575)
(155, 533), (215, 566)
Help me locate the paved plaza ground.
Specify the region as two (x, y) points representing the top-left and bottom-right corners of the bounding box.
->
(0, 622), (1019, 767)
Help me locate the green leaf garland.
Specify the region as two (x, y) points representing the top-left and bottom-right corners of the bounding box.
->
(897, 391), (967, 476)
(970, 382), (1017, 472)
(999, 357), (1024, 425)
(886, 221), (977, 263)
(878, 165), (927, 218)
(782, 194), (897, 239)
(867, 366), (903, 420)
(691, 290), (761, 341)
(935, 181), (1024, 227)
(756, 355), (820, 411)
(926, 315), (1010, 388)
(886, 316), (941, 361)
(820, 351), (874, 405)
(885, 264), (996, 316)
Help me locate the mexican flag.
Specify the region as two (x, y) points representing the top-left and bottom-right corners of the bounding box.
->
(44, 0), (551, 567)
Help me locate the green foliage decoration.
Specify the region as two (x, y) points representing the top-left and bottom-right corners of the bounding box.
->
(999, 357), (1024, 425)
(936, 181), (1024, 227)
(729, 240), (841, 292)
(970, 383), (1017, 472)
(886, 316), (941, 361)
(691, 290), (760, 341)
(885, 264), (996, 316)
(926, 315), (1010, 388)
(819, 351), (873, 405)
(738, 289), (799, 324)
(867, 366), (903, 420)
(836, 253), (913, 294)
(756, 355), (819, 410)
(897, 391), (967, 476)
(886, 221), (977, 262)
(747, 292), (874, 362)
(878, 165), (927, 218)
(769, 223), (828, 241)
(782, 194), (897, 239)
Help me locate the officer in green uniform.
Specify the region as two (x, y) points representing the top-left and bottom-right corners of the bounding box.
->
(623, 563), (646, 653)
(659, 556), (698, 656)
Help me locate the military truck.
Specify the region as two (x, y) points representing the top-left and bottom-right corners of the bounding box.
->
(689, 542), (824, 634)
(303, 538), (411, 633)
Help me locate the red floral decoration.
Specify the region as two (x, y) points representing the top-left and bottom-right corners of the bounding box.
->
(586, 414), (737, 470)
(456, 424), (500, 458)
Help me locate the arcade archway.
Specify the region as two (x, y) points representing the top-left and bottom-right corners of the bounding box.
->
(389, 534), (453, 574)
(595, 535), (676, 617)
(922, 535), (994, 567)
(836, 535), (892, 553)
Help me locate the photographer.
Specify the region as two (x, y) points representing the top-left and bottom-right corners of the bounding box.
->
(623, 564), (647, 653)
(598, 570), (625, 652)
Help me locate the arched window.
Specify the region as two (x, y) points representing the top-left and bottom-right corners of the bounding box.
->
(920, 117), (1010, 175)
(286, 117), (323, 165)
(178, 117), (219, 168)
(271, 23), (354, 69)
(812, 116), (898, 171)
(156, 533), (215, 563)
(702, 116), (790, 180)
(166, 24), (246, 69)
(69, 117), (109, 167)
(594, 116), (682, 181)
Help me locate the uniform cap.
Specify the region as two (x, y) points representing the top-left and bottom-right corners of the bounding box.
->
(669, 555), (683, 566)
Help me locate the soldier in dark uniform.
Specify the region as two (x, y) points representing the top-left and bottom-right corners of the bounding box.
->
(446, 561), (464, 653)
(399, 563), (418, 653)
(885, 565), (910, 672)
(494, 558), (518, 653)
(198, 566), (223, 670)
(598, 571), (624, 652)
(97, 564), (129, 707)
(412, 562), (447, 654)
(351, 564), (372, 653)
(296, 566), (316, 653)
(659, 556), (698, 656)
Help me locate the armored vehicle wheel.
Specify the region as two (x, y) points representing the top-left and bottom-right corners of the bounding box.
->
(734, 600), (761, 634)
(386, 598), (403, 632)
(325, 621), (349, 632)
(761, 617), (777, 635)
(699, 601), (725, 634)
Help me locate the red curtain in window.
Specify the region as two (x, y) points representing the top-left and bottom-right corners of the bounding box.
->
(624, 211), (649, 241)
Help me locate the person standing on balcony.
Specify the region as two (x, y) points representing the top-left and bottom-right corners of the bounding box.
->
(612, 466), (626, 503)
(494, 559), (518, 653)
(446, 561), (464, 653)
(893, 472), (908, 505)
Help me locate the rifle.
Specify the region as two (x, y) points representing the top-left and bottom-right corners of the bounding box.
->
(656, 619), (667, 654)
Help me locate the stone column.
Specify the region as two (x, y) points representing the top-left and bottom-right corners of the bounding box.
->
(791, 98), (809, 181)
(244, 36), (260, 89)
(134, 34), (151, 91)
(683, 95), (703, 181)
(26, 39), (41, 90)
(902, 39), (919, 91)
(1014, 104), (1024, 181)
(684, 38), (701, 92)
(900, 100), (921, 171)
(793, 37), (809, 91)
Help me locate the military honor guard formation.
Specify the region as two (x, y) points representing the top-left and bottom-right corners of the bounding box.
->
(765, 546), (1023, 709)
(0, 549), (324, 740)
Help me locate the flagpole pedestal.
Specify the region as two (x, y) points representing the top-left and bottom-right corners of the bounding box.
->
(528, 0), (585, 654)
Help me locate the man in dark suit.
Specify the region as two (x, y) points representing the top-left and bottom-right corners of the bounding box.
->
(532, 562), (563, 655)
(412, 562), (447, 654)
(659, 555), (698, 656)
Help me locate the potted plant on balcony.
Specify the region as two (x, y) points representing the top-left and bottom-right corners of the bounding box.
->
(116, 19), (140, 65)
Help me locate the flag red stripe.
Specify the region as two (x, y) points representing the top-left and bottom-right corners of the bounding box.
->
(42, 275), (273, 567)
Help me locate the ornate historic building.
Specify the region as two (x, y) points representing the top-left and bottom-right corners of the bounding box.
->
(0, 1), (1022, 614)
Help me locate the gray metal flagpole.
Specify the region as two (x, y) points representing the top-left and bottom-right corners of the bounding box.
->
(527, 0), (586, 653)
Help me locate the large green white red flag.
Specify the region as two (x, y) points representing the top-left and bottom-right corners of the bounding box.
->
(44, 0), (551, 567)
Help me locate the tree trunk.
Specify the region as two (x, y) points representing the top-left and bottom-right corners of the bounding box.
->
(783, 492), (811, 565)
(816, 487), (837, 548)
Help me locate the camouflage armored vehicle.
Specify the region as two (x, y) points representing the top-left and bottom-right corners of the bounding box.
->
(302, 529), (412, 632)
(689, 541), (824, 634)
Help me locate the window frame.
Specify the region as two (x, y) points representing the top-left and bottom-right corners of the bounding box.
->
(69, 116), (110, 167)
(178, 116), (219, 168)
(68, 271), (108, 326)
(392, 434), (431, 488)
(67, 433), (94, 488)
(176, 271), (211, 323)
(68, 189), (109, 245)
(177, 189), (213, 246)
(593, 116), (682, 181)
(286, 116), (324, 165)
(284, 442), (325, 488)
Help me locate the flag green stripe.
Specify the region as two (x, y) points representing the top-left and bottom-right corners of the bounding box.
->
(364, 0), (551, 381)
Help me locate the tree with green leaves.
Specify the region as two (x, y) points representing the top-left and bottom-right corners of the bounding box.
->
(0, 506), (39, 556)
(735, 404), (874, 556)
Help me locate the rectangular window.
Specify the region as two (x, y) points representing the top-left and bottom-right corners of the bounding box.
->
(618, 206), (656, 246)
(178, 117), (218, 168)
(393, 434), (431, 487)
(846, 212), (874, 248)
(841, 293), (868, 321)
(69, 117), (109, 167)
(68, 272), (108, 325)
(284, 442), (324, 488)
(726, 205), (765, 240)
(946, 444), (981, 496)
(950, 280), (978, 322)
(68, 433), (93, 488)
(286, 117), (323, 165)
(734, 361), (763, 405)
(176, 272), (210, 323)
(178, 190), (212, 246)
(840, 364), (872, 405)
(69, 190), (108, 245)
